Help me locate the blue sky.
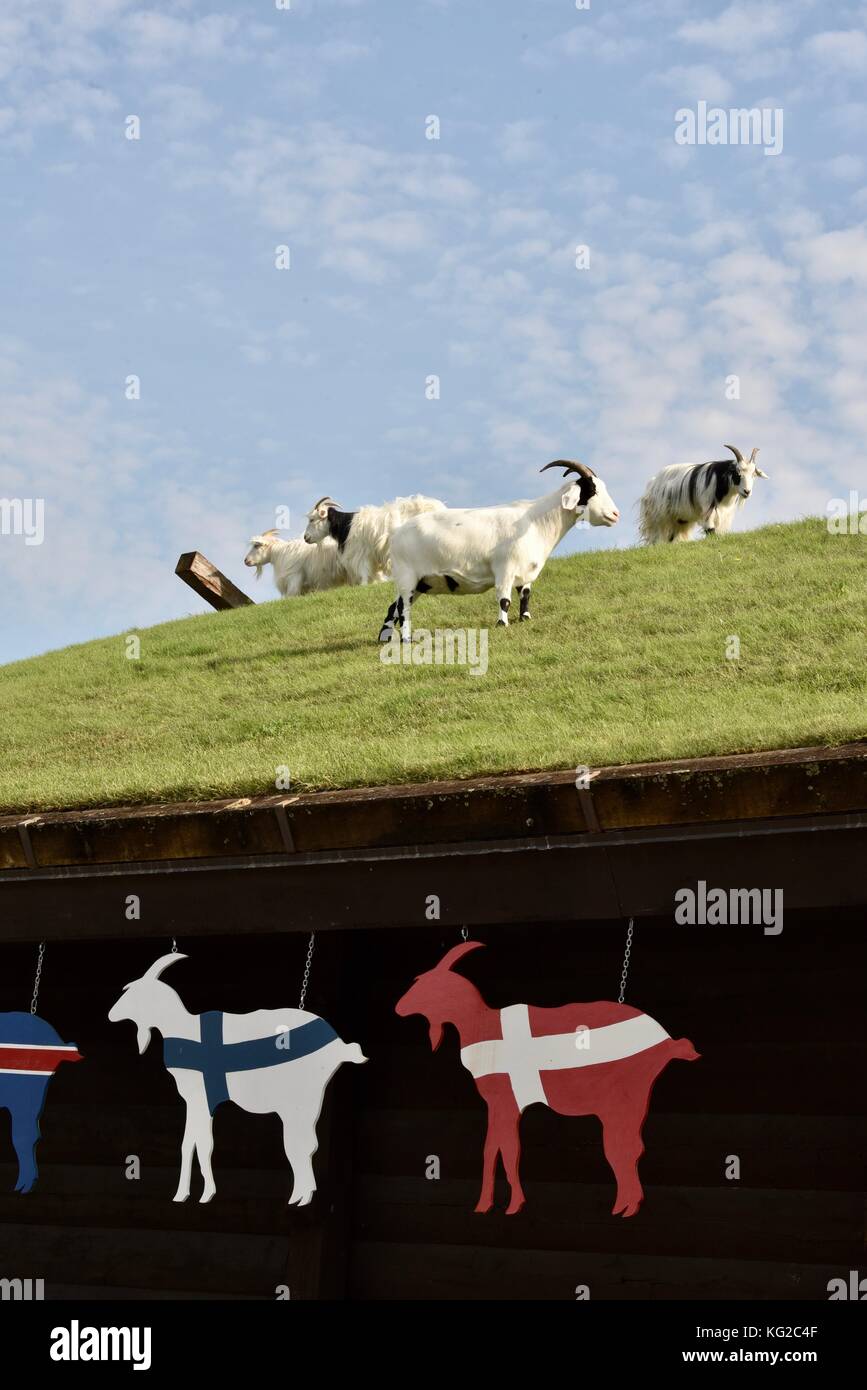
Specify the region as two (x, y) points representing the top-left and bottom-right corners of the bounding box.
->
(1, 0), (865, 663)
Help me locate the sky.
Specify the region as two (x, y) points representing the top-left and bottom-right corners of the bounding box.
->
(1, 0), (865, 663)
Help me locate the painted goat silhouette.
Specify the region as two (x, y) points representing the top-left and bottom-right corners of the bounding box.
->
(395, 942), (698, 1216)
(109, 954), (366, 1205)
(0, 1013), (82, 1193)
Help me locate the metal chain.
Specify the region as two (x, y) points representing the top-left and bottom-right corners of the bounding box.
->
(617, 918), (634, 1004)
(299, 932), (315, 1010)
(461, 926), (468, 941)
(171, 937), (178, 952)
(30, 942), (45, 1015)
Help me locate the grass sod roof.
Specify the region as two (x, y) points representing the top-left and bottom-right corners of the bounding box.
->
(0, 518), (864, 816)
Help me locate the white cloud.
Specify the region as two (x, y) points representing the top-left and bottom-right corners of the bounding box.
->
(825, 154), (864, 180)
(523, 16), (643, 69)
(804, 30), (867, 74)
(498, 120), (547, 166)
(150, 83), (218, 132)
(678, 3), (796, 53)
(657, 65), (733, 104)
(794, 226), (867, 286)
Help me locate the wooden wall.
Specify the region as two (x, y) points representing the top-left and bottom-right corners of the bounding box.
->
(344, 916), (866, 1300)
(0, 933), (353, 1299)
(0, 914), (864, 1300)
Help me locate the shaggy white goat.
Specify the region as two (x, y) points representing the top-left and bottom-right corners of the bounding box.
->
(639, 445), (767, 544)
(244, 530), (349, 597)
(303, 494), (446, 586)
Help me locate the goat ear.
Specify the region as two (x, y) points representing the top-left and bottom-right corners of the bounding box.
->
(561, 483), (582, 512)
(756, 468), (769, 479)
(435, 940), (485, 972)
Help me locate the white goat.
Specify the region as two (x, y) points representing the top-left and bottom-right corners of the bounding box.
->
(639, 444), (767, 544)
(108, 953), (366, 1206)
(376, 460), (620, 643)
(303, 493), (446, 586)
(244, 530), (348, 597)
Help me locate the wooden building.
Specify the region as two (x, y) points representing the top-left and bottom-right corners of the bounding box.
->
(0, 742), (865, 1299)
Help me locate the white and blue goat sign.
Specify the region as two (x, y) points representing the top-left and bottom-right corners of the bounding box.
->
(108, 953), (366, 1205)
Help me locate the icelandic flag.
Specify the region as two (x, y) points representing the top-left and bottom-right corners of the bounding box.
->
(0, 1013), (83, 1078)
(0, 1013), (83, 1193)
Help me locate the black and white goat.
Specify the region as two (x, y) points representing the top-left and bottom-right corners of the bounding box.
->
(303, 494), (446, 586)
(377, 461), (620, 643)
(639, 445), (767, 544)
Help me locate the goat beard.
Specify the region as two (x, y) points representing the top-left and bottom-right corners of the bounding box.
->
(428, 1020), (444, 1051)
(137, 1025), (152, 1055)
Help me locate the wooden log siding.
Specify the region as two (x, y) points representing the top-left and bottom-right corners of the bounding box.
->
(0, 743), (864, 944)
(0, 745), (864, 1298)
(0, 920), (863, 1300)
(0, 935), (353, 1300)
(343, 921), (867, 1301)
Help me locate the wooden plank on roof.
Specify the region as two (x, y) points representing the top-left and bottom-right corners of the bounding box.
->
(175, 551), (254, 611)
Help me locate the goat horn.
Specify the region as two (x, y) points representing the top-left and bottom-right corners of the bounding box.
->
(748, 447), (760, 463)
(260, 528), (279, 537)
(141, 952), (187, 982)
(540, 459), (595, 479)
(724, 444), (744, 464)
(434, 940), (485, 972)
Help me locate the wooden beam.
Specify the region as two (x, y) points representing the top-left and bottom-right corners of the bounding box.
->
(175, 551), (254, 611)
(0, 820), (865, 941)
(1, 741), (864, 874)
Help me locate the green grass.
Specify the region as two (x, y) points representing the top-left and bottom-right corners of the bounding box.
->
(0, 518), (864, 813)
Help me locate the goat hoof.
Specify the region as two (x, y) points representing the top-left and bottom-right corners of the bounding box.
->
(474, 1199), (494, 1214)
(378, 628), (393, 643)
(199, 1190), (216, 1204)
(519, 612), (531, 621)
(505, 1197), (526, 1215)
(496, 619), (507, 627)
(172, 1192), (189, 1203)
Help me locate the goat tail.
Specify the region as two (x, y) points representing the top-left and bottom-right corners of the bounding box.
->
(670, 1037), (700, 1063)
(638, 493), (662, 545)
(344, 1041), (368, 1065)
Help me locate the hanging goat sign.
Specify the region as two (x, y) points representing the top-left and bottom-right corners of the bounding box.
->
(0, 1013), (83, 1193)
(395, 942), (699, 1216)
(108, 953), (366, 1205)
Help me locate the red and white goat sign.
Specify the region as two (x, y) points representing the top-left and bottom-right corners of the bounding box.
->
(395, 941), (699, 1216)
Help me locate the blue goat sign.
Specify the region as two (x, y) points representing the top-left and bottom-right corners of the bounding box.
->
(0, 1013), (83, 1192)
(109, 953), (366, 1205)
